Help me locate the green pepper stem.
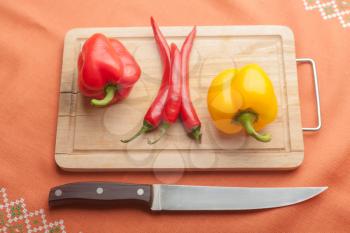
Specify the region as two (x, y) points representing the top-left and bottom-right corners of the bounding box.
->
(121, 121), (154, 143)
(236, 112), (271, 142)
(147, 123), (170, 144)
(91, 85), (117, 107)
(189, 126), (202, 143)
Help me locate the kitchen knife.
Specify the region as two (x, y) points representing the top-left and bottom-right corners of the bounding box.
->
(49, 182), (327, 211)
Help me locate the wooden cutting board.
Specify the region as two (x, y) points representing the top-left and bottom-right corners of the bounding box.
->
(55, 26), (304, 171)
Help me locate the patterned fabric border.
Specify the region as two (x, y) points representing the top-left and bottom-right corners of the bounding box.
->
(303, 0), (350, 28)
(0, 187), (68, 233)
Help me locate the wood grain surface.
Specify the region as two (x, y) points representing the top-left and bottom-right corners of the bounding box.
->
(55, 26), (304, 171)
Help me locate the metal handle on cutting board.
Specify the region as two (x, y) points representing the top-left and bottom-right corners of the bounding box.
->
(296, 58), (322, 131)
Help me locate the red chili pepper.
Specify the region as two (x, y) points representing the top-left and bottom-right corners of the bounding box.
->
(121, 17), (171, 143)
(180, 27), (202, 142)
(78, 33), (141, 107)
(148, 43), (182, 144)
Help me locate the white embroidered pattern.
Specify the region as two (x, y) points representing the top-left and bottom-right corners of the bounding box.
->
(303, 0), (350, 28)
(0, 187), (66, 233)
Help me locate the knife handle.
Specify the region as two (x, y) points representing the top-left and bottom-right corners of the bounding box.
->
(49, 182), (152, 207)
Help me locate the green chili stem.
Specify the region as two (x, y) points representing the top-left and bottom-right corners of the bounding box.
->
(189, 126), (202, 143)
(147, 123), (170, 144)
(236, 112), (271, 142)
(91, 85), (117, 107)
(121, 121), (154, 143)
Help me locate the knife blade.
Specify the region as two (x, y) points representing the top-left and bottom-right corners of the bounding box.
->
(48, 182), (327, 211)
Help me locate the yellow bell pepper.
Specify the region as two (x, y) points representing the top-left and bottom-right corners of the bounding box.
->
(207, 64), (278, 142)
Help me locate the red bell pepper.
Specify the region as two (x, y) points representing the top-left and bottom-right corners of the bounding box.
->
(78, 33), (141, 107)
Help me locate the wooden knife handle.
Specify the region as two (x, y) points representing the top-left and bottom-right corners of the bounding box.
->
(49, 182), (152, 207)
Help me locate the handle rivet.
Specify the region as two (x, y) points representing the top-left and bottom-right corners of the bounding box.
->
(96, 187), (104, 194)
(55, 189), (62, 197)
(137, 188), (144, 196)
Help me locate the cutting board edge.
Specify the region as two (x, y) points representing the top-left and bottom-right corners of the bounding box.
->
(55, 151), (304, 171)
(64, 25), (295, 42)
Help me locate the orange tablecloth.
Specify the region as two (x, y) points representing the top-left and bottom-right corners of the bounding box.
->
(0, 0), (349, 232)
